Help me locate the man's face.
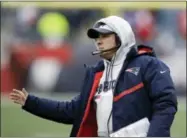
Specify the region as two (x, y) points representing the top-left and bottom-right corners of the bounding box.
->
(95, 33), (117, 60)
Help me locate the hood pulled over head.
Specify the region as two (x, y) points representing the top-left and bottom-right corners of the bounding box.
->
(88, 16), (136, 65)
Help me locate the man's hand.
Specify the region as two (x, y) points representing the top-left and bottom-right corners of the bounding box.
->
(9, 88), (29, 106)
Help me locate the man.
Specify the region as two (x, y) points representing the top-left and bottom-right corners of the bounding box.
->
(10, 16), (177, 137)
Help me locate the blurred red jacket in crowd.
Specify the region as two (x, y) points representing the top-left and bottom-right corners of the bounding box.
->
(1, 42), (73, 94)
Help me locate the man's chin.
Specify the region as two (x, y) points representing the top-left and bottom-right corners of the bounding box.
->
(99, 52), (112, 60)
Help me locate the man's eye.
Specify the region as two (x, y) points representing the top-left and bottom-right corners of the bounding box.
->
(102, 34), (110, 38)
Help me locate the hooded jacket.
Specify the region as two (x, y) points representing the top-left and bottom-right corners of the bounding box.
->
(92, 16), (136, 136)
(22, 16), (177, 137)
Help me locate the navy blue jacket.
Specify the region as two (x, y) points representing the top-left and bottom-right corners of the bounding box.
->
(22, 45), (178, 137)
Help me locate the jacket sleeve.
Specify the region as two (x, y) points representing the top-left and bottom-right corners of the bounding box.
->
(143, 57), (178, 137)
(22, 94), (81, 124)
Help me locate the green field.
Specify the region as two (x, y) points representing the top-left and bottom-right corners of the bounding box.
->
(1, 95), (186, 137)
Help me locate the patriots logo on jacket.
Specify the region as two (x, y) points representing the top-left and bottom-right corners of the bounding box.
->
(125, 67), (140, 76)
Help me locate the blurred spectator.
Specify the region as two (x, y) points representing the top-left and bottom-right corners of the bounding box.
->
(15, 5), (41, 43)
(26, 12), (72, 93)
(134, 10), (156, 43)
(124, 10), (157, 46)
(2, 12), (73, 94)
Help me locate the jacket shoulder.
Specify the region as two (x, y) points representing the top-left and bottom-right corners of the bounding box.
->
(136, 55), (168, 68)
(141, 55), (168, 66)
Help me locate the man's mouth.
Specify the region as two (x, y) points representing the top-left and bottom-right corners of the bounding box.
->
(98, 47), (104, 51)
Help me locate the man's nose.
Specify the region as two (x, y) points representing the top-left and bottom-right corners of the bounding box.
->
(96, 38), (102, 45)
(96, 41), (102, 46)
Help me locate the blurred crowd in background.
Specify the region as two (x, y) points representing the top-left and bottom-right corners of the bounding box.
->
(1, 2), (186, 96)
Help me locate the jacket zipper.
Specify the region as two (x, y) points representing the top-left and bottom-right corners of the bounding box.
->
(107, 59), (130, 136)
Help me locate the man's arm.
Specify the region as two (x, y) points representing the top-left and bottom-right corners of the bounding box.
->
(10, 69), (90, 125)
(10, 88), (81, 124)
(22, 94), (81, 124)
(143, 57), (178, 137)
